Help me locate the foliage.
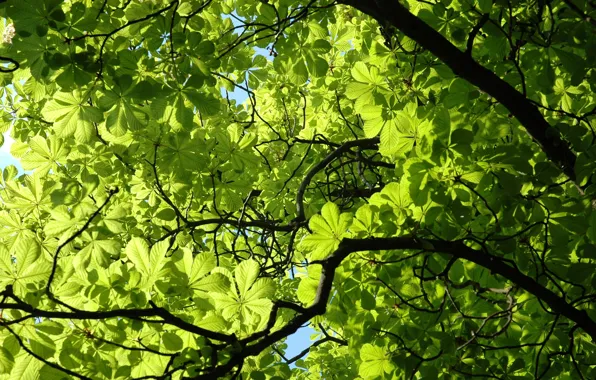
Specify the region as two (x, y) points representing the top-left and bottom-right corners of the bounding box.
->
(0, 0), (595, 379)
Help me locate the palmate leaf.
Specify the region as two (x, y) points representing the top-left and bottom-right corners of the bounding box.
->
(346, 62), (388, 111)
(105, 101), (144, 137)
(129, 352), (169, 379)
(288, 59), (309, 85)
(4, 238), (52, 294)
(1, 174), (53, 215)
(195, 312), (227, 331)
(194, 272), (230, 294)
(20, 135), (69, 175)
(125, 238), (152, 275)
(41, 90), (103, 142)
(124, 238), (169, 289)
(359, 343), (395, 379)
(345, 82), (374, 104)
(187, 252), (217, 285)
(374, 182), (412, 210)
(98, 84), (146, 136)
(161, 134), (199, 171)
(0, 244), (12, 280)
(351, 62), (384, 85)
(382, 113), (422, 157)
(0, 346), (14, 374)
(44, 205), (80, 239)
(0, 214), (36, 259)
(379, 118), (403, 156)
(360, 105), (420, 157)
(301, 202), (352, 260)
(72, 239), (121, 270)
(351, 204), (381, 236)
(236, 258), (259, 295)
(361, 105), (384, 138)
(6, 351), (43, 380)
(211, 260), (275, 329)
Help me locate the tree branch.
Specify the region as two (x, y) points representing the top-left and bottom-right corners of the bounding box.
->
(0, 286), (235, 343)
(295, 137), (380, 222)
(285, 335), (347, 364)
(340, 0), (580, 185)
(189, 235), (596, 378)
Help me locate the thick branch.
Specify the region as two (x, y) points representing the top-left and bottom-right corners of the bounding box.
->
(338, 237), (596, 340)
(0, 286), (235, 343)
(340, 0), (579, 184)
(191, 235), (596, 378)
(186, 217), (294, 232)
(0, 56), (19, 73)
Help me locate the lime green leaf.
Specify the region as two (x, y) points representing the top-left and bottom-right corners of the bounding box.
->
(352, 62), (371, 82)
(235, 259), (260, 296)
(361, 105), (384, 138)
(351, 204), (380, 235)
(345, 82), (373, 100)
(359, 344), (394, 378)
(297, 266), (321, 306)
(311, 39), (332, 54)
(188, 252), (217, 284)
(380, 119), (401, 156)
(126, 238), (151, 275)
(302, 203), (352, 260)
(289, 60), (308, 84)
(212, 259), (274, 328)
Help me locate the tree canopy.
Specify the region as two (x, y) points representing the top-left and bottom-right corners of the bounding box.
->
(0, 0), (595, 379)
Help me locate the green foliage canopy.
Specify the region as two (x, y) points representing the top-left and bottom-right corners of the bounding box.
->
(0, 0), (596, 379)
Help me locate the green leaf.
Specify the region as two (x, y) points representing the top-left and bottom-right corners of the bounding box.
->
(126, 238), (151, 275)
(0, 346), (14, 374)
(297, 267), (321, 306)
(553, 48), (585, 82)
(8, 352), (43, 379)
(41, 91), (102, 141)
(302, 203), (352, 260)
(188, 252), (216, 284)
(162, 332), (183, 351)
(359, 344), (394, 378)
(311, 39), (332, 54)
(477, 0), (492, 13)
(361, 289), (376, 310)
(361, 105), (384, 138)
(351, 62), (369, 82)
(235, 259), (260, 296)
(212, 260), (275, 327)
(345, 82), (373, 101)
(289, 60), (308, 84)
(310, 57), (329, 77)
(351, 204), (380, 235)
(379, 119), (401, 156)
(375, 181), (411, 210)
(460, 171), (483, 184)
(588, 211), (596, 243)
